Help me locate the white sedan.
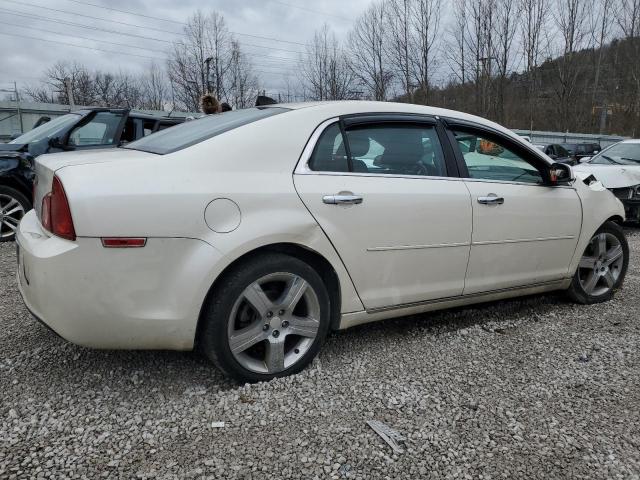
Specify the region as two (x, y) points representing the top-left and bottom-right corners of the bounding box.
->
(17, 102), (629, 382)
(573, 139), (640, 223)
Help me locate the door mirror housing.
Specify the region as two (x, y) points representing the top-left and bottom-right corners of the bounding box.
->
(48, 136), (74, 151)
(579, 156), (591, 163)
(549, 162), (573, 185)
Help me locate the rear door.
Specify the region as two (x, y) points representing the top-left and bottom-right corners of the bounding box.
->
(447, 123), (582, 294)
(294, 115), (472, 310)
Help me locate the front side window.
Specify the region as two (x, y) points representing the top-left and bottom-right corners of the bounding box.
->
(453, 130), (543, 184)
(69, 111), (124, 147)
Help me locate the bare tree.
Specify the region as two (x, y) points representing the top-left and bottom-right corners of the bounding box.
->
(387, 0), (442, 102)
(227, 41), (258, 108)
(300, 24), (355, 100)
(519, 0), (550, 129)
(139, 63), (169, 111)
(348, 1), (393, 100)
(465, 0), (496, 115)
(551, 0), (590, 130)
(28, 61), (96, 106)
(410, 0), (442, 103)
(167, 10), (234, 111)
(616, 0), (640, 38)
(492, 0), (519, 122)
(446, 0), (468, 84)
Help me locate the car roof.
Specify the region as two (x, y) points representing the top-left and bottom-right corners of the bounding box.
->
(71, 108), (183, 121)
(265, 100), (522, 140)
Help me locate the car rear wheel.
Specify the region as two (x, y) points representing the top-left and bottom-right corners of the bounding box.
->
(199, 253), (331, 383)
(568, 221), (629, 304)
(0, 186), (31, 242)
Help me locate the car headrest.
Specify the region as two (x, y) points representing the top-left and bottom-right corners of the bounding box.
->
(348, 133), (371, 158)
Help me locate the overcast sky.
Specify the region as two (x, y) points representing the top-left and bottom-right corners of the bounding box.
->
(0, 0), (374, 94)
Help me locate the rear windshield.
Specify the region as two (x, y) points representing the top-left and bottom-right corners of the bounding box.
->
(124, 107), (288, 155)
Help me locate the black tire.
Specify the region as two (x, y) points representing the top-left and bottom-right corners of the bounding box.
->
(0, 185), (31, 243)
(567, 221), (629, 304)
(199, 253), (331, 383)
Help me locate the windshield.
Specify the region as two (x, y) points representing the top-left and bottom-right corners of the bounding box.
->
(589, 143), (640, 165)
(125, 107), (288, 155)
(9, 113), (81, 144)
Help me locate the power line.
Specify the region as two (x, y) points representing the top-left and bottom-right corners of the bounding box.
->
(0, 30), (165, 60)
(270, 0), (352, 21)
(63, 0), (185, 26)
(2, 0), (311, 47)
(0, 20), (168, 54)
(0, 7), (309, 57)
(0, 8), (173, 43)
(0, 0), (185, 35)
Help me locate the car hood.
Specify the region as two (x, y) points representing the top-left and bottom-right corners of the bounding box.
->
(0, 143), (24, 152)
(573, 164), (640, 188)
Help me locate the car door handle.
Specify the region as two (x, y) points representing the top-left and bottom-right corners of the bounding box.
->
(323, 194), (363, 205)
(477, 194), (504, 205)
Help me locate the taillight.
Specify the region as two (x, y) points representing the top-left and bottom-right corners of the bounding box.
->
(40, 175), (76, 241)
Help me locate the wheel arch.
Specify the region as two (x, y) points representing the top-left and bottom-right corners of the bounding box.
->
(195, 242), (343, 345)
(0, 176), (33, 206)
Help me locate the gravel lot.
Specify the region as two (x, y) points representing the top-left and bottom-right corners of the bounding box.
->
(1, 229), (639, 480)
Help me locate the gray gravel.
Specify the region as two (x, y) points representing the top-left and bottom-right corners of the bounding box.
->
(1, 229), (640, 479)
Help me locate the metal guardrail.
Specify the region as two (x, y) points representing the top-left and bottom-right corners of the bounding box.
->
(513, 129), (629, 148)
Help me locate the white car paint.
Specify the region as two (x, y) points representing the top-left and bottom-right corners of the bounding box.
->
(573, 139), (640, 188)
(16, 101), (625, 351)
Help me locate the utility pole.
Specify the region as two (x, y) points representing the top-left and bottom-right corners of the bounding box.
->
(204, 57), (213, 94)
(13, 81), (23, 134)
(64, 77), (75, 108)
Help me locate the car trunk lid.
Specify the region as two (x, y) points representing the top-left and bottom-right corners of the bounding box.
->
(33, 148), (156, 221)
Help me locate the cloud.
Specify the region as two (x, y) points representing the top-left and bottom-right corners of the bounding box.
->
(0, 0), (371, 94)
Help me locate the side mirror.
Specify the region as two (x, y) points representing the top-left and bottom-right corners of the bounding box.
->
(48, 137), (74, 151)
(549, 162), (573, 185)
(579, 156), (591, 164)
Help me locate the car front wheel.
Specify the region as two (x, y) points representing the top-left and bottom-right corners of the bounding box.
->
(199, 253), (331, 383)
(0, 186), (31, 242)
(568, 221), (629, 304)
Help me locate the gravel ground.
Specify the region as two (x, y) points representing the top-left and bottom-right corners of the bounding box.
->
(1, 229), (639, 480)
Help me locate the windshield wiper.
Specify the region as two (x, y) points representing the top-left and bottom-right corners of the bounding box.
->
(620, 157), (640, 164)
(601, 155), (623, 165)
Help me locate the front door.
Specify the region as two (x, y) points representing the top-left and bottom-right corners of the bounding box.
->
(448, 126), (582, 294)
(294, 117), (472, 310)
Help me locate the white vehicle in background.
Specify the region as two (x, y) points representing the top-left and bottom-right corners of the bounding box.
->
(16, 101), (629, 383)
(574, 139), (640, 222)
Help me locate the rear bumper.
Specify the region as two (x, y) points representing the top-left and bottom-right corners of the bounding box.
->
(16, 210), (223, 350)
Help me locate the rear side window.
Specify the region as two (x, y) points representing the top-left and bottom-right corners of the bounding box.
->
(125, 108), (288, 154)
(308, 121), (447, 177)
(308, 123), (349, 172)
(347, 125), (446, 176)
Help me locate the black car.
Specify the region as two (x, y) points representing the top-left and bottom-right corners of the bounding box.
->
(0, 108), (183, 241)
(535, 143), (574, 164)
(559, 142), (601, 164)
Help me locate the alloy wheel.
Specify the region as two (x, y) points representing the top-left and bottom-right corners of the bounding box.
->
(578, 232), (625, 296)
(227, 272), (321, 374)
(0, 194), (25, 239)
